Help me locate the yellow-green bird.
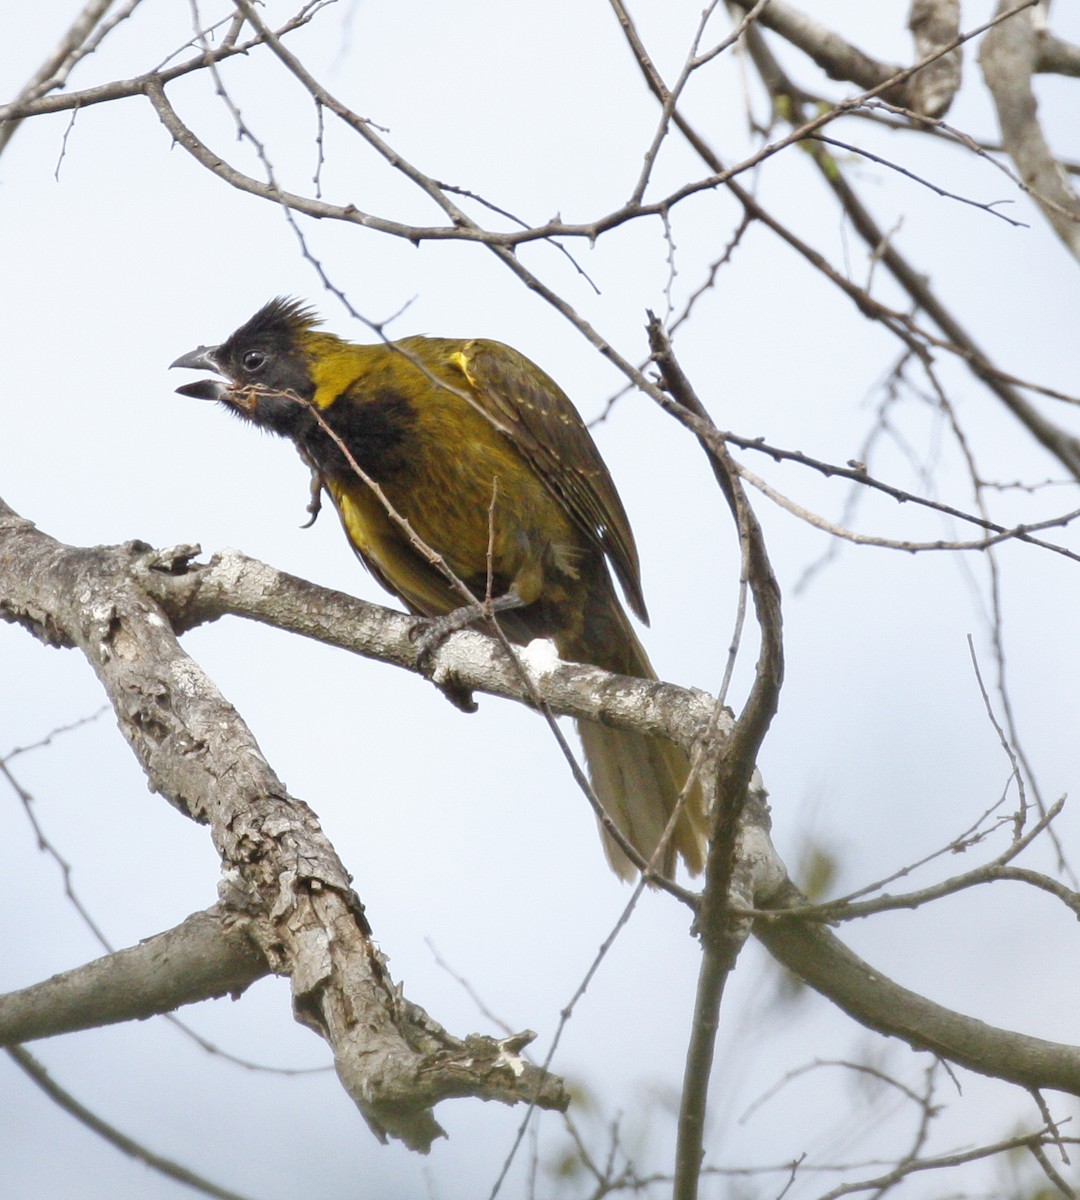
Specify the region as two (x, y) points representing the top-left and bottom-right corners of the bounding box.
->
(172, 298), (707, 878)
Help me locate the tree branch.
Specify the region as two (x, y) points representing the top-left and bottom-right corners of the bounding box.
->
(0, 6), (324, 130)
(980, 1), (1080, 261)
(0, 909), (266, 1045)
(755, 880), (1080, 1097)
(6, 1045), (257, 1200)
(725, 0), (908, 101)
(0, 498), (567, 1152)
(131, 542), (724, 754)
(735, 17), (1080, 480)
(671, 784), (1080, 1104)
(647, 321), (784, 1200)
(907, 0), (962, 118)
(0, 0), (130, 155)
(1037, 30), (1080, 77)
(6, 496), (1077, 1148)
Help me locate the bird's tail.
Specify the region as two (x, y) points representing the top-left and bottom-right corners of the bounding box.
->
(564, 596), (709, 880)
(577, 718), (707, 880)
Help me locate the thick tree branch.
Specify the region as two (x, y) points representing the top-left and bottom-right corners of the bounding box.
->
(725, 0), (908, 101)
(131, 543), (724, 754)
(668, 788), (1080, 1102)
(0, 909), (266, 1045)
(0, 498), (567, 1151)
(726, 0), (1029, 116)
(1037, 30), (1080, 76)
(5, 499), (1078, 1144)
(755, 880), (1080, 1097)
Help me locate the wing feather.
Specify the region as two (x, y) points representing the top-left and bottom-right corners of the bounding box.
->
(450, 339), (648, 624)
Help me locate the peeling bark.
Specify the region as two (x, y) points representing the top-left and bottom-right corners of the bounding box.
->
(0, 500), (567, 1151)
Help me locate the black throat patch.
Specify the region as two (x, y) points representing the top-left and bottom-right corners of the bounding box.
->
(297, 386), (417, 484)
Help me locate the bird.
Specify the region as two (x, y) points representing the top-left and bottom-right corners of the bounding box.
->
(171, 297), (708, 879)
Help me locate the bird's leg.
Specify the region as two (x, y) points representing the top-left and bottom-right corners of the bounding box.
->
(300, 468), (325, 529)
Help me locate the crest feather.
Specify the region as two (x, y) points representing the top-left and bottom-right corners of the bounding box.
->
(240, 296), (322, 341)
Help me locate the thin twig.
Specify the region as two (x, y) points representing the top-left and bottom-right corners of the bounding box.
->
(807, 133), (1027, 226)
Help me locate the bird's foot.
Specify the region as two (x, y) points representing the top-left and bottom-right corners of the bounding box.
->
(409, 591), (525, 713)
(411, 590), (525, 661)
(409, 607), (486, 713)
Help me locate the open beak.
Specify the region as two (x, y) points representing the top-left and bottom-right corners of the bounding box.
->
(170, 345), (229, 401)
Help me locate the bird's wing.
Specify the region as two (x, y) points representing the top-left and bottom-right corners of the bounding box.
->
(451, 339), (648, 624)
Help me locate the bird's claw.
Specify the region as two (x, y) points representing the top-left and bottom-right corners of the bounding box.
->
(410, 612), (480, 713)
(300, 469), (325, 529)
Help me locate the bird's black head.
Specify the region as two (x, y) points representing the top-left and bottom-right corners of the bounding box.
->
(170, 297), (323, 432)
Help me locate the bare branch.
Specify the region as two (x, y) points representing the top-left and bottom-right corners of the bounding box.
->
(0, 909), (267, 1045)
(734, 18), (1080, 479)
(130, 543), (724, 756)
(488, 867), (657, 1196)
(1027, 1139), (1077, 1200)
(0, 7), (323, 126)
(810, 1125), (1078, 1199)
(0, 0), (137, 156)
(736, 460), (1080, 559)
(980, 2), (1080, 261)
(2, 735), (323, 1076)
(0, 498), (567, 1150)
(647, 322), (784, 1200)
(5, 499), (1078, 1159)
(7, 1044), (258, 1200)
(779, 805), (1080, 925)
(666, 790), (1080, 1106)
(807, 133), (1024, 225)
(719, 430), (1080, 565)
(755, 880), (1080, 1099)
(1037, 31), (1080, 76)
(741, 1056), (933, 1124)
(726, 0), (907, 100)
(907, 0), (962, 118)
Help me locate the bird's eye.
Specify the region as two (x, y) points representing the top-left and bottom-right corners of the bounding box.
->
(242, 349), (268, 373)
